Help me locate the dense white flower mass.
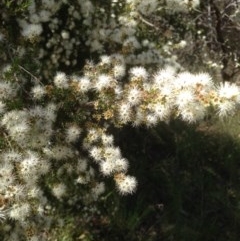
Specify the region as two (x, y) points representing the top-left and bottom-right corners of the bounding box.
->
(1, 53), (239, 240)
(0, 0), (239, 239)
(166, 0), (200, 12)
(136, 0), (159, 15)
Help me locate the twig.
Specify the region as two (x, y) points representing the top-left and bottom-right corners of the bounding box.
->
(18, 65), (40, 83)
(137, 12), (160, 30)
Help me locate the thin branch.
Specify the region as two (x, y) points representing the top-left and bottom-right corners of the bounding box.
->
(137, 12), (160, 30)
(18, 65), (40, 83)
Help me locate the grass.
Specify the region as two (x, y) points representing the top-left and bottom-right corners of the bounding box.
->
(93, 119), (240, 241)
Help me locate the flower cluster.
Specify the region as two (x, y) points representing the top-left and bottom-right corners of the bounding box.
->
(166, 0), (200, 12)
(76, 56), (240, 125)
(4, 0), (177, 78)
(1, 57), (240, 240)
(84, 127), (137, 195)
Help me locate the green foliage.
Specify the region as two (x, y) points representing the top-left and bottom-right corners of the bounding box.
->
(86, 121), (240, 241)
(2, 0), (31, 14)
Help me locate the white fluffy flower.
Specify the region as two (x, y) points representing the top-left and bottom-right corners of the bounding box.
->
(217, 82), (240, 100)
(66, 125), (81, 143)
(118, 102), (132, 123)
(95, 74), (113, 91)
(129, 66), (148, 80)
(194, 73), (213, 88)
(54, 72), (69, 89)
(3, 150), (22, 163)
(114, 158), (129, 173)
(180, 102), (206, 123)
(44, 102), (57, 122)
(153, 67), (176, 88)
(52, 183), (67, 199)
(21, 23), (43, 38)
(176, 89), (195, 108)
(100, 160), (115, 176)
(115, 174), (137, 195)
(0, 82), (15, 99)
(1, 110), (28, 131)
(146, 114), (158, 127)
(89, 146), (103, 162)
(113, 64), (126, 79)
(31, 85), (46, 99)
(152, 103), (171, 120)
(76, 76), (91, 93)
(8, 123), (30, 143)
(175, 72), (196, 89)
(100, 55), (112, 65)
(101, 134), (114, 146)
(217, 100), (236, 118)
(104, 146), (121, 162)
(127, 87), (142, 106)
(20, 152), (40, 176)
(9, 203), (31, 221)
